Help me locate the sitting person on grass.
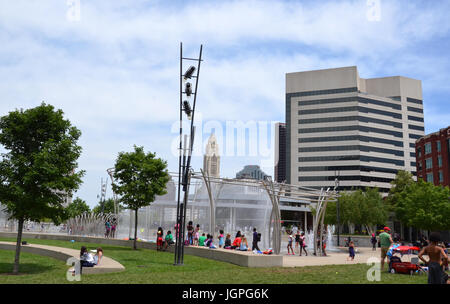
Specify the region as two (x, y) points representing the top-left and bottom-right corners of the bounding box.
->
(80, 246), (96, 268)
(163, 231), (174, 250)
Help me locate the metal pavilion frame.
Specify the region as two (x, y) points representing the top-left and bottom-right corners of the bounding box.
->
(183, 172), (339, 255)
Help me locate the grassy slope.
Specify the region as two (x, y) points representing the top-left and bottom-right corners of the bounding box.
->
(0, 237), (429, 284)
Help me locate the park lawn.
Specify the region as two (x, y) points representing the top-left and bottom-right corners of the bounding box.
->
(0, 237), (429, 284)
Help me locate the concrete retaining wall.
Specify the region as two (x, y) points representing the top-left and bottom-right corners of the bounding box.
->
(0, 232), (283, 268)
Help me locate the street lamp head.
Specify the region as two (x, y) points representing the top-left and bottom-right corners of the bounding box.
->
(183, 66), (196, 80)
(183, 100), (192, 120)
(185, 82), (192, 97)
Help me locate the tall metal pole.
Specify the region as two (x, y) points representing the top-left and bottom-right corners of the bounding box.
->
(335, 170), (340, 247)
(174, 43), (203, 266)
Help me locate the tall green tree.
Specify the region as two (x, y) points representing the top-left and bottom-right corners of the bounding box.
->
(322, 188), (388, 235)
(396, 179), (450, 231)
(386, 170), (415, 214)
(0, 103), (84, 274)
(112, 145), (169, 250)
(92, 198), (123, 214)
(65, 197), (90, 219)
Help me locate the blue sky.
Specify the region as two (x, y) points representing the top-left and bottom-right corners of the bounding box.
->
(0, 0), (449, 208)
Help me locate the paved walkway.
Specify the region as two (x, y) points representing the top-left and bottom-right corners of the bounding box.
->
(282, 247), (382, 267)
(0, 241), (125, 274)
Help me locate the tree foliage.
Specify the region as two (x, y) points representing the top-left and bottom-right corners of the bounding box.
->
(323, 188), (388, 235)
(393, 178), (450, 231)
(112, 145), (169, 249)
(92, 198), (123, 214)
(0, 103), (84, 273)
(65, 197), (90, 219)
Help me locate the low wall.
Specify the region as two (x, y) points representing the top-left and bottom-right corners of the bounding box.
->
(0, 232), (283, 268)
(332, 235), (373, 247)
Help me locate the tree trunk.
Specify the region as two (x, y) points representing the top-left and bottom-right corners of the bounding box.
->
(13, 218), (24, 274)
(133, 208), (138, 250)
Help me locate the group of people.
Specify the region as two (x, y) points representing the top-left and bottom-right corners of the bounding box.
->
(287, 231), (308, 256)
(378, 227), (449, 284)
(155, 221), (264, 253)
(104, 218), (117, 238)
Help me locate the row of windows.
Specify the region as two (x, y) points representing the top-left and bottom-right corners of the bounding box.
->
(298, 175), (394, 183)
(297, 96), (401, 110)
(298, 155), (404, 166)
(298, 145), (404, 156)
(298, 165), (400, 175)
(407, 106), (423, 113)
(298, 125), (403, 138)
(423, 171), (444, 183)
(408, 115), (424, 122)
(298, 135), (404, 147)
(389, 96), (401, 101)
(288, 87), (358, 98)
(407, 97), (423, 105)
(298, 106), (402, 119)
(298, 115), (402, 128)
(408, 124), (425, 131)
(409, 133), (423, 139)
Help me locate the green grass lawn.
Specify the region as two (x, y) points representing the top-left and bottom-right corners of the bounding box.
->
(0, 237), (430, 284)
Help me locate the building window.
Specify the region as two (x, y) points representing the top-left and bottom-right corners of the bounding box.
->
(437, 141), (441, 152)
(417, 147), (422, 158)
(439, 171), (444, 183)
(426, 173), (434, 183)
(418, 161), (422, 171)
(425, 143), (432, 154)
(438, 156), (442, 168)
(426, 158), (433, 169)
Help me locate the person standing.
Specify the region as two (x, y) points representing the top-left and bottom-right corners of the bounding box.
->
(186, 221), (194, 245)
(418, 232), (449, 284)
(287, 234), (295, 255)
(370, 233), (377, 251)
(299, 232), (308, 256)
(379, 227), (393, 271)
(347, 241), (355, 261)
(252, 228), (260, 251)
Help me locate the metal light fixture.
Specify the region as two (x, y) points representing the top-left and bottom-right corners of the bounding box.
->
(183, 66), (196, 80)
(183, 100), (192, 120)
(185, 82), (192, 97)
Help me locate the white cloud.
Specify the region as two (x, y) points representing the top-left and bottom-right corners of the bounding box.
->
(1, 0), (450, 206)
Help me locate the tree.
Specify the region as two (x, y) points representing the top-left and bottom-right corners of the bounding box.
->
(92, 198), (123, 214)
(112, 145), (169, 250)
(386, 170), (415, 215)
(0, 103), (84, 274)
(396, 179), (450, 231)
(65, 197), (90, 219)
(322, 188), (388, 235)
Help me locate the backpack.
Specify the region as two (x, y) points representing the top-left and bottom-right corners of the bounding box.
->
(257, 233), (261, 242)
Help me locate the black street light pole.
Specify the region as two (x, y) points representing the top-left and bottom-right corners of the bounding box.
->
(335, 170), (340, 247)
(174, 42), (203, 266)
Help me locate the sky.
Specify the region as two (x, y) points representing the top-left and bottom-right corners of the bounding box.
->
(0, 0), (449, 208)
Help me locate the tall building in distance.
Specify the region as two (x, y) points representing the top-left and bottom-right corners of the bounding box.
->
(203, 133), (220, 178)
(236, 165), (270, 180)
(274, 123), (287, 183)
(415, 126), (450, 187)
(285, 66), (424, 192)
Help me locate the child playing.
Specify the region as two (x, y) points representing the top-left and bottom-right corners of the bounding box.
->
(347, 241), (355, 261)
(287, 234), (295, 255)
(193, 224), (200, 246)
(224, 234), (232, 249)
(218, 230), (225, 248)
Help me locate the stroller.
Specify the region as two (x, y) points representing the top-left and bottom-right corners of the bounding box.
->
(388, 246), (427, 275)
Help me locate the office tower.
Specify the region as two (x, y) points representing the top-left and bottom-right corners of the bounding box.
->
(236, 165), (270, 180)
(274, 122), (287, 183)
(286, 66), (424, 192)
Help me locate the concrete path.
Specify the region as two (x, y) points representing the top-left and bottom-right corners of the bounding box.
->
(0, 241), (125, 274)
(282, 247), (382, 267)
